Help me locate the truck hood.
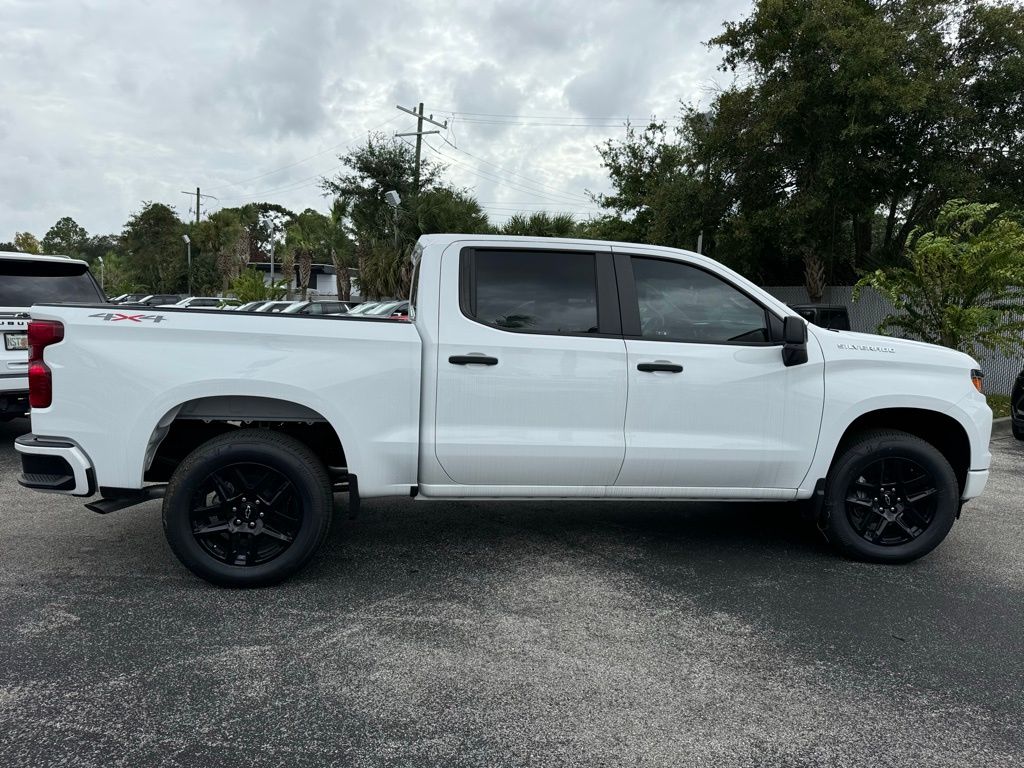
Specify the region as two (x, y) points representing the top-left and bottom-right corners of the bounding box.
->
(811, 327), (979, 370)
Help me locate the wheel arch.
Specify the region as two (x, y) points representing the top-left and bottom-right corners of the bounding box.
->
(830, 407), (971, 493)
(142, 395), (350, 484)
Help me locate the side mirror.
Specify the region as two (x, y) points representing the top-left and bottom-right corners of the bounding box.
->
(782, 316), (808, 367)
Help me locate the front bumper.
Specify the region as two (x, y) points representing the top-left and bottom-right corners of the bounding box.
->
(15, 433), (96, 496)
(962, 469), (989, 501)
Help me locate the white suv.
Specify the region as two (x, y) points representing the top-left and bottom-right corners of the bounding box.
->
(0, 252), (105, 420)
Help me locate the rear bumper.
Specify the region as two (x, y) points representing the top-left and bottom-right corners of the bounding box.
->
(962, 469), (989, 501)
(15, 433), (96, 496)
(0, 389), (28, 418)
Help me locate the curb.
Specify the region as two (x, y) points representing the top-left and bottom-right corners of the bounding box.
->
(992, 416), (1013, 436)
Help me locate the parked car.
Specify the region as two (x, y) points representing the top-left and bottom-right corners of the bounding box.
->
(1012, 367), (1023, 440)
(255, 300), (301, 313)
(789, 304), (851, 331)
(1, 251), (105, 421)
(235, 301), (270, 312)
(354, 300), (409, 319)
(107, 293), (148, 304)
(282, 300), (350, 316)
(160, 297), (241, 310)
(16, 234), (992, 587)
(123, 294), (184, 307)
(346, 301), (381, 315)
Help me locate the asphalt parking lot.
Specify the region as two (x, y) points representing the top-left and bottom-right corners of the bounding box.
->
(0, 417), (1021, 768)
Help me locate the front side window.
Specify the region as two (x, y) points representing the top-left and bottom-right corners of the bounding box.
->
(467, 250), (599, 335)
(630, 257), (770, 343)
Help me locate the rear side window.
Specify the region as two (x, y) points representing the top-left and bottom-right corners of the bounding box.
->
(630, 257), (770, 343)
(463, 249), (599, 335)
(0, 259), (104, 306)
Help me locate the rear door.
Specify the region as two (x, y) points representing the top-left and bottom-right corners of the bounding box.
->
(614, 251), (824, 491)
(433, 243), (627, 487)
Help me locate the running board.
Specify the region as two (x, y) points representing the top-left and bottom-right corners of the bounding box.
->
(85, 486), (167, 514)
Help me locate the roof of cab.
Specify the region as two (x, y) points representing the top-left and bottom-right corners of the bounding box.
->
(0, 251), (89, 266)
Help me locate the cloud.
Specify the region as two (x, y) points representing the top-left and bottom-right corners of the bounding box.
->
(0, 0), (752, 240)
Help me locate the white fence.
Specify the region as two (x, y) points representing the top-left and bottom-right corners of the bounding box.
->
(765, 285), (1022, 395)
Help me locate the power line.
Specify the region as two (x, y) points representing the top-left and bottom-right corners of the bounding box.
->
(441, 109), (629, 120)
(438, 136), (593, 203)
(453, 118), (625, 128)
(179, 187), (218, 224)
(395, 103), (448, 191)
(423, 140), (593, 207)
(216, 166), (345, 203)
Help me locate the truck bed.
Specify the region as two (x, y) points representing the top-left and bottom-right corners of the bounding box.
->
(26, 304), (423, 497)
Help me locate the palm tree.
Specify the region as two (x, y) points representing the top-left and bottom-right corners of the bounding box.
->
(285, 209), (330, 301)
(327, 198), (356, 300)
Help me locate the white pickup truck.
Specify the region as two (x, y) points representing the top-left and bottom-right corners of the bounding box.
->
(16, 235), (992, 586)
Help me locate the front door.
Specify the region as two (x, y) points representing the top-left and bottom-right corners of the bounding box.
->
(615, 253), (824, 491)
(433, 244), (627, 487)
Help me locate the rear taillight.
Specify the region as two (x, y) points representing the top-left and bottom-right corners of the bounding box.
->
(28, 320), (64, 409)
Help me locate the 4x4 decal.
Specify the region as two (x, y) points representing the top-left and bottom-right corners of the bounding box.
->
(89, 312), (166, 323)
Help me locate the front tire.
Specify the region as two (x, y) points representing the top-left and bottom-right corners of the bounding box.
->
(162, 429), (333, 587)
(822, 430), (959, 564)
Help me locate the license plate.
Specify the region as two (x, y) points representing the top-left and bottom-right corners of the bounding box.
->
(4, 332), (28, 351)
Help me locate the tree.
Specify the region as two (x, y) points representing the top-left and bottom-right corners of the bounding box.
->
(42, 217), (88, 258)
(320, 134), (493, 298)
(320, 132), (444, 247)
(498, 211), (578, 237)
(285, 209), (332, 300)
(80, 234), (121, 265)
(120, 203), (187, 292)
(854, 199), (1024, 354)
(97, 252), (144, 296)
(230, 268), (288, 303)
(415, 187), (490, 236)
(194, 209), (248, 293)
(595, 0), (1024, 292)
(326, 198), (356, 300)
(13, 232), (41, 254)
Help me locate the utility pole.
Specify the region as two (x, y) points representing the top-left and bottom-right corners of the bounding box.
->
(180, 187), (218, 224)
(396, 103), (447, 192)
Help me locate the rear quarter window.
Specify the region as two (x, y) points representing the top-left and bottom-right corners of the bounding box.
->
(0, 259), (105, 305)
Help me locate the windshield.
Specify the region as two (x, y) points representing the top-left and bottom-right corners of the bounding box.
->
(0, 259), (105, 306)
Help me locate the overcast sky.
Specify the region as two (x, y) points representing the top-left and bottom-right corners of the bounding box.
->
(0, 0), (752, 241)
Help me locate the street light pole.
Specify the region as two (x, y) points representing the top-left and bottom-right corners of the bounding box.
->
(384, 190), (401, 251)
(182, 235), (192, 296)
(97, 256), (105, 294)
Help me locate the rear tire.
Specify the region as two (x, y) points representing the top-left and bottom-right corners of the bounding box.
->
(1012, 420), (1023, 441)
(822, 430), (959, 564)
(162, 429), (333, 587)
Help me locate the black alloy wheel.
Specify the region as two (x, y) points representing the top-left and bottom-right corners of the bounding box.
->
(189, 462), (303, 567)
(822, 430), (959, 563)
(163, 429), (333, 587)
(843, 457), (939, 546)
